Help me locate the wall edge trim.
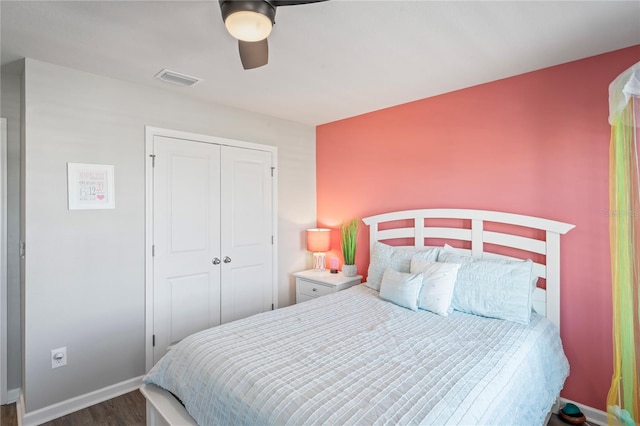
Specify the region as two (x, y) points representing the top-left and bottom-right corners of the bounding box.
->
(16, 390), (25, 426)
(21, 376), (143, 426)
(560, 398), (607, 426)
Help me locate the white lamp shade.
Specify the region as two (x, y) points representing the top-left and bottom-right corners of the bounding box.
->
(225, 11), (273, 42)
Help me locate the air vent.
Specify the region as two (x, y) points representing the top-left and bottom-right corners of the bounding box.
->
(154, 69), (202, 87)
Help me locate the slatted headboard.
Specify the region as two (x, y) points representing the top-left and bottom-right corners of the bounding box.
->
(362, 209), (575, 328)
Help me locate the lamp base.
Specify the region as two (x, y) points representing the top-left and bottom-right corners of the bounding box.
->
(312, 252), (326, 271)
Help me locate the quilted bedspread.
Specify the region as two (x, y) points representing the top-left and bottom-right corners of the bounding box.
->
(144, 284), (569, 425)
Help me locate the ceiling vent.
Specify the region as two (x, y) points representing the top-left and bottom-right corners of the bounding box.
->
(154, 69), (202, 87)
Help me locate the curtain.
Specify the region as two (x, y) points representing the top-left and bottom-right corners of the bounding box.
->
(607, 62), (640, 426)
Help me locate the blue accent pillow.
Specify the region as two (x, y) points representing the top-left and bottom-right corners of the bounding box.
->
(438, 253), (534, 324)
(378, 268), (423, 311)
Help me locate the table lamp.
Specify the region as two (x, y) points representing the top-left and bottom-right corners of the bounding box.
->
(306, 228), (331, 271)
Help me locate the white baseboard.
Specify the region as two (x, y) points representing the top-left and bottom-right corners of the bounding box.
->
(560, 398), (608, 426)
(20, 376), (143, 426)
(5, 387), (20, 404)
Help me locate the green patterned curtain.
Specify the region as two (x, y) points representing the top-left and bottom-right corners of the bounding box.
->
(607, 62), (640, 426)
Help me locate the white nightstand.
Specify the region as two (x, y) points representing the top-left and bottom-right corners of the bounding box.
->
(294, 269), (363, 304)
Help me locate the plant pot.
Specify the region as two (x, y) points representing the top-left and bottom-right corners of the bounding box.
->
(342, 264), (357, 277)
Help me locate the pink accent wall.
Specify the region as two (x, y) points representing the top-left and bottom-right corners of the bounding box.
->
(316, 45), (640, 411)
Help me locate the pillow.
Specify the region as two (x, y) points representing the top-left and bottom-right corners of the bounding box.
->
(410, 258), (461, 316)
(366, 242), (440, 290)
(379, 268), (423, 311)
(438, 252), (534, 324)
(442, 243), (465, 255)
(440, 246), (539, 296)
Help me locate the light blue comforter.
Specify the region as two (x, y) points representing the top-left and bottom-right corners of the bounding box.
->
(144, 285), (568, 425)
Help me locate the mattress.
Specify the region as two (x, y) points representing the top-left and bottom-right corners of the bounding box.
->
(144, 284), (569, 425)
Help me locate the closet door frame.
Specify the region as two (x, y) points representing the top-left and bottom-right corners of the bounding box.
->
(143, 126), (278, 371)
(1, 118), (7, 404)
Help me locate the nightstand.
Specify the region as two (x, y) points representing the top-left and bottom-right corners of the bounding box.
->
(293, 269), (363, 303)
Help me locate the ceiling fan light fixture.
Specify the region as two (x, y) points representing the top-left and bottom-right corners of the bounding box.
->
(225, 10), (272, 41)
(219, 0), (326, 69)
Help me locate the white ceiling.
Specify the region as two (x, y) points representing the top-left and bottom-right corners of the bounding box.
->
(2, 1), (639, 126)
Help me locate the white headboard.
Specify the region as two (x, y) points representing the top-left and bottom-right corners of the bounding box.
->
(362, 209), (574, 328)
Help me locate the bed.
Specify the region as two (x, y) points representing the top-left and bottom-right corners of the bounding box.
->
(141, 208), (575, 426)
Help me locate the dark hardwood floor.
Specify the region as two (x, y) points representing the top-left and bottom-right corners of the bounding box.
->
(1, 390), (575, 425)
(1, 400), (18, 426)
(1, 390), (145, 426)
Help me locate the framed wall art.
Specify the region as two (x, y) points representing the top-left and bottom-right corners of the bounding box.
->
(67, 163), (115, 210)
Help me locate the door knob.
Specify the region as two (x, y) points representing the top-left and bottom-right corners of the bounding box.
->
(223, 256), (232, 263)
(212, 257), (221, 265)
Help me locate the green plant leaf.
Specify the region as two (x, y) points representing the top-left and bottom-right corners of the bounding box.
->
(341, 218), (359, 265)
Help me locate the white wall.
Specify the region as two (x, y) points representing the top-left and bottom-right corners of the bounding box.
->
(0, 69), (22, 397)
(21, 58), (316, 413)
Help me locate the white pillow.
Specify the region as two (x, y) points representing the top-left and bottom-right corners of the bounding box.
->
(443, 243), (465, 254)
(366, 242), (440, 290)
(438, 253), (534, 324)
(439, 246), (539, 299)
(410, 258), (461, 316)
(379, 268), (423, 311)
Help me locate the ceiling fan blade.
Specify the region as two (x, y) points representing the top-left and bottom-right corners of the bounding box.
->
(239, 39), (269, 70)
(271, 0), (328, 6)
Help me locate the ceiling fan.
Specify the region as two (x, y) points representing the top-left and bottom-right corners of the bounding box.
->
(219, 0), (328, 70)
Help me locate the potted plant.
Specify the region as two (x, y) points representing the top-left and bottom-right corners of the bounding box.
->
(341, 218), (359, 277)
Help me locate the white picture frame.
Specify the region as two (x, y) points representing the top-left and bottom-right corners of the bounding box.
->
(67, 163), (115, 210)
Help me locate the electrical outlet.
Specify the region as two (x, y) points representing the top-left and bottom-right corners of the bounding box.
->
(51, 347), (67, 369)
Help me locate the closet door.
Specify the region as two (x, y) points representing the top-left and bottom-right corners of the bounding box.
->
(152, 136), (221, 363)
(220, 146), (273, 324)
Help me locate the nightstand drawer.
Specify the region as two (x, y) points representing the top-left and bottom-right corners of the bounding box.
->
(297, 279), (333, 297)
(293, 270), (363, 304)
(296, 292), (317, 304)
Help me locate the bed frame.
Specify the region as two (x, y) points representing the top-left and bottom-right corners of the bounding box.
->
(141, 208), (575, 425)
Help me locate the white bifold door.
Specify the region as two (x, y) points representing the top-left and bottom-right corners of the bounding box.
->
(152, 135), (274, 364)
